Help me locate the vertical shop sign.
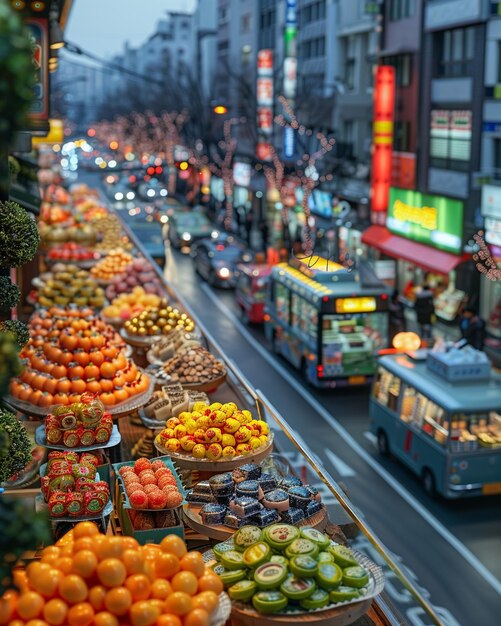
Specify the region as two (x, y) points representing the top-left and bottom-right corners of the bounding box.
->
(370, 66), (395, 224)
(256, 49), (274, 161)
(283, 0), (297, 159)
(26, 17), (50, 132)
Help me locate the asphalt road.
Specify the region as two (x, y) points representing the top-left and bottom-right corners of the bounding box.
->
(89, 174), (501, 625)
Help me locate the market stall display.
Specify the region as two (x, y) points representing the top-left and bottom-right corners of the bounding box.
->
(88, 212), (132, 252)
(90, 249), (134, 283)
(149, 345), (226, 391)
(105, 256), (164, 300)
(147, 329), (202, 364)
(102, 288), (163, 324)
(123, 303), (196, 341)
(45, 242), (100, 265)
(141, 384), (209, 427)
(33, 263), (105, 308)
(39, 221), (97, 248)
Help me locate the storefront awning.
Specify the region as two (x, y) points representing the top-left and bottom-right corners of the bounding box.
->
(362, 225), (467, 274)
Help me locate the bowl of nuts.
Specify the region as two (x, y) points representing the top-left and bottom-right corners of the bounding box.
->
(121, 302), (196, 346)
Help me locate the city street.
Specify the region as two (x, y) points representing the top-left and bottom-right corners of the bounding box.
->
(116, 198), (501, 626)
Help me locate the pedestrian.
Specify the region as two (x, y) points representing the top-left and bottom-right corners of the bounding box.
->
(459, 307), (486, 350)
(414, 284), (435, 341)
(389, 289), (406, 340)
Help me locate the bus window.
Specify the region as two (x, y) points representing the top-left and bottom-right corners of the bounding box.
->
(413, 393), (448, 446)
(373, 367), (401, 411)
(450, 410), (501, 450)
(400, 385), (418, 423)
(303, 301), (318, 337)
(291, 293), (301, 329)
(276, 282), (290, 324)
(237, 274), (251, 295)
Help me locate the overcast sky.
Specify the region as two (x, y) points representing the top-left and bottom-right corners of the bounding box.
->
(65, 0), (197, 58)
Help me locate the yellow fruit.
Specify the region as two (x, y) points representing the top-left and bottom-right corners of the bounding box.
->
(171, 571), (198, 596)
(129, 600), (161, 626)
(221, 433), (235, 447)
(249, 437), (262, 450)
(160, 535), (187, 558)
(96, 559), (126, 588)
(222, 446), (236, 459)
(43, 598), (68, 625)
(180, 552), (205, 578)
(58, 575), (88, 604)
(191, 444), (206, 459)
(17, 591), (45, 620)
(104, 587), (132, 616)
(163, 591), (192, 616)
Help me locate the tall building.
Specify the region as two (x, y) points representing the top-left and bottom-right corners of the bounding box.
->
(192, 0), (218, 99)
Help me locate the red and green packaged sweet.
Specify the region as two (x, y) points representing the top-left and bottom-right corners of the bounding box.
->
(48, 492), (67, 517)
(80, 452), (99, 467)
(83, 491), (105, 515)
(66, 492), (84, 517)
(49, 474), (75, 493)
(48, 451), (79, 463)
(72, 463), (93, 479)
(95, 425), (111, 444)
(94, 490), (109, 508)
(41, 476), (51, 500)
(75, 477), (95, 492)
(59, 411), (78, 430)
(63, 429), (80, 448)
(46, 427), (63, 445)
(80, 429), (96, 447)
(93, 481), (110, 494)
(46, 460), (73, 476)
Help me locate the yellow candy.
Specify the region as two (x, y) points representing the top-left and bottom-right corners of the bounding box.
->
(224, 418), (240, 434)
(249, 437), (262, 450)
(222, 446), (236, 459)
(206, 443), (222, 460)
(236, 443), (252, 456)
(221, 434), (236, 448)
(192, 444), (206, 459)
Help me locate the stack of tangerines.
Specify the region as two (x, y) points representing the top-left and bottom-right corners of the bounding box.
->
(9, 308), (150, 408)
(0, 521), (223, 626)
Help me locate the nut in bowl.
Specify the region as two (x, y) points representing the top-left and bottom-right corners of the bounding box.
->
(124, 301), (195, 339)
(157, 345), (226, 390)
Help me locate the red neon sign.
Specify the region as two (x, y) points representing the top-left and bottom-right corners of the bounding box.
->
(370, 66), (395, 224)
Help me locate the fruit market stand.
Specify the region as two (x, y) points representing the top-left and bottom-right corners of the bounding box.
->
(0, 186), (443, 626)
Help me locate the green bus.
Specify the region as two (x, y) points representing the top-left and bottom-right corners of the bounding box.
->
(264, 257), (390, 387)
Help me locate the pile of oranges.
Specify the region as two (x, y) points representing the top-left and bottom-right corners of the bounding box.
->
(0, 521), (223, 626)
(91, 250), (134, 283)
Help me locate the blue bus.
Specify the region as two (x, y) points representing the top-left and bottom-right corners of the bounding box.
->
(370, 354), (501, 498)
(264, 257), (390, 387)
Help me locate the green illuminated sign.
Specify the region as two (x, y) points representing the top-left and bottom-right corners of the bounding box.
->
(387, 188), (463, 254)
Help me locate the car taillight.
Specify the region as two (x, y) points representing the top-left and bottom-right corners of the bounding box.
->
(317, 365), (324, 378)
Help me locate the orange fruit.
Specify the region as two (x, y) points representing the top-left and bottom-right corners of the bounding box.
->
(97, 558), (127, 587)
(54, 557), (74, 575)
(160, 535), (187, 558)
(122, 550), (145, 575)
(183, 608), (210, 626)
(43, 598), (68, 625)
(27, 562), (52, 585)
(8, 622), (25, 626)
(180, 552), (205, 578)
(142, 545), (162, 561)
(73, 537), (95, 553)
(156, 616), (182, 626)
(121, 537), (139, 551)
(104, 587), (132, 616)
(95, 537), (124, 561)
(40, 546), (61, 562)
(154, 552), (180, 579)
(150, 578), (172, 600)
(171, 571), (198, 596)
(163, 591), (192, 616)
(125, 574), (151, 601)
(0, 590), (18, 624)
(129, 600), (161, 626)
(67, 602), (94, 626)
(73, 522), (99, 540)
(88, 585), (107, 611)
(93, 611), (119, 626)
(196, 573), (223, 594)
(58, 574), (88, 604)
(31, 567), (62, 598)
(94, 611), (119, 626)
(24, 620), (49, 626)
(72, 550), (98, 579)
(13, 568), (29, 592)
(17, 591), (45, 620)
(191, 591), (218, 614)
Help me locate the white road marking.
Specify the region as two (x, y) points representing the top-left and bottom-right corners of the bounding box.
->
(364, 431), (378, 445)
(200, 282), (501, 596)
(324, 448), (357, 477)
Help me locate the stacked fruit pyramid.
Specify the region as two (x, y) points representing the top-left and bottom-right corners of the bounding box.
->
(124, 303), (195, 339)
(91, 250), (134, 283)
(35, 263), (105, 309)
(9, 307), (150, 408)
(0, 521), (224, 626)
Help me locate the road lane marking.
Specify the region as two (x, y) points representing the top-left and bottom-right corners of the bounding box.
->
(364, 431), (378, 445)
(200, 282), (501, 596)
(324, 449), (357, 477)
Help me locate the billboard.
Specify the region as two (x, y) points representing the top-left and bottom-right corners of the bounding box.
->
(26, 18), (49, 132)
(387, 188), (464, 254)
(256, 49), (274, 160)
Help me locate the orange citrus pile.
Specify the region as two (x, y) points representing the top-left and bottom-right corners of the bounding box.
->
(0, 521), (222, 626)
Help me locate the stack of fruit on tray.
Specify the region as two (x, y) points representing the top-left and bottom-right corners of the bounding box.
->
(34, 263), (105, 308)
(117, 457), (185, 528)
(105, 257), (164, 301)
(187, 464), (323, 529)
(213, 524), (370, 614)
(0, 521), (224, 626)
(45, 242), (100, 264)
(39, 221), (97, 248)
(123, 302), (195, 339)
(9, 307), (150, 408)
(157, 346), (225, 387)
(39, 201), (73, 225)
(89, 212), (132, 252)
(102, 288), (163, 323)
(90, 249), (133, 283)
(44, 395), (113, 447)
(143, 383), (209, 424)
(148, 328), (201, 362)
(41, 450), (110, 518)
(155, 401), (270, 461)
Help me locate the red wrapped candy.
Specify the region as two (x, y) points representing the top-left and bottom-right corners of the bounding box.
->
(80, 430), (96, 447)
(83, 491), (106, 515)
(66, 492), (84, 517)
(48, 492), (67, 517)
(46, 427), (63, 445)
(95, 426), (111, 444)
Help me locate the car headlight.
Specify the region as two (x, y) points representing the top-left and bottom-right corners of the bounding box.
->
(181, 232), (192, 241)
(115, 192), (124, 200)
(160, 215), (169, 224)
(242, 254), (252, 262)
(126, 191), (135, 200)
(160, 189), (168, 197)
(211, 230), (219, 239)
(147, 189), (156, 197)
(217, 267), (231, 279)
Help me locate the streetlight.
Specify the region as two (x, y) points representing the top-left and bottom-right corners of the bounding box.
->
(49, 10), (65, 50)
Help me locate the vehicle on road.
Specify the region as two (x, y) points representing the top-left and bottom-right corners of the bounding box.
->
(370, 352), (501, 498)
(192, 235), (253, 288)
(265, 256), (390, 386)
(137, 178), (168, 200)
(167, 211), (217, 249)
(235, 263), (272, 323)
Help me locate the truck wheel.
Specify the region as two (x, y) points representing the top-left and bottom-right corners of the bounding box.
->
(422, 468), (436, 497)
(377, 430), (389, 456)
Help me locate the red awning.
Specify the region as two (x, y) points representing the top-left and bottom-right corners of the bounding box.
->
(361, 225), (467, 274)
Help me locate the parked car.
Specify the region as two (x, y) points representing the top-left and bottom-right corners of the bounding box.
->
(235, 263), (272, 323)
(137, 178), (168, 200)
(167, 211), (218, 248)
(192, 236), (254, 288)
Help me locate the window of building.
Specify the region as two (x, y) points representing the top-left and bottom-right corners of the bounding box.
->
(438, 26), (475, 77)
(343, 120), (354, 144)
(344, 36), (356, 90)
(394, 121), (411, 152)
(497, 41), (501, 83)
(430, 109), (472, 171)
(241, 44), (251, 65)
(241, 13), (251, 33)
(384, 54), (412, 87)
(494, 138), (501, 172)
(390, 0), (415, 21)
